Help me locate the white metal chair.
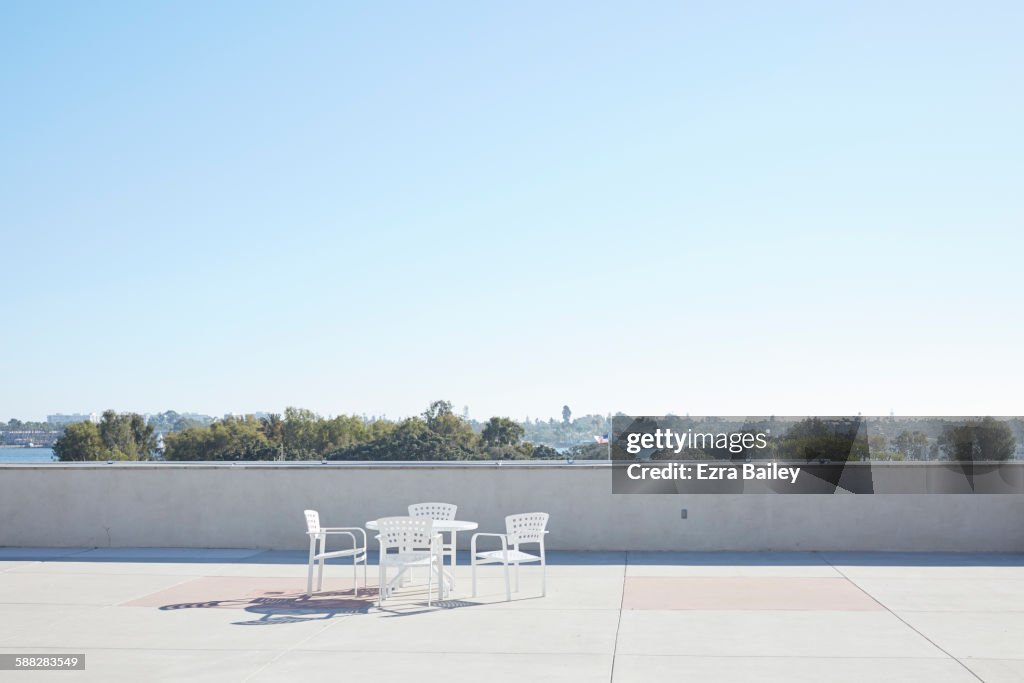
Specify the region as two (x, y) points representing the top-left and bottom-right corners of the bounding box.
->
(471, 512), (549, 601)
(303, 509), (368, 598)
(408, 502), (458, 585)
(375, 516), (445, 607)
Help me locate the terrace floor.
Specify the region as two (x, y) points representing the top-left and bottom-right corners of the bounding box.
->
(1, 548), (1022, 682)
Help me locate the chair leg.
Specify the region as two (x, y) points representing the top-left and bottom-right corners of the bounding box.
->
(428, 558), (434, 607)
(377, 563), (384, 607)
(541, 558), (546, 597)
(449, 531), (457, 591)
(352, 555), (358, 597)
(318, 553), (325, 591)
(514, 561), (520, 592)
(306, 538), (316, 597)
(503, 562), (511, 602)
(472, 556), (477, 597)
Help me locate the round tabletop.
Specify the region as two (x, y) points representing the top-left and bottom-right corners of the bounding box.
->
(365, 519), (478, 532)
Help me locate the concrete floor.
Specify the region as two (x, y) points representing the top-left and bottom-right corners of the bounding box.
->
(1, 548), (1023, 682)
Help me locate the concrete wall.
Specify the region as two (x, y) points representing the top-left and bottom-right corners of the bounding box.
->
(1, 462), (1023, 551)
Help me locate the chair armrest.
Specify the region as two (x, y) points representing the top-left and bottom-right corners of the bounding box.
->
(320, 527), (367, 546)
(471, 532), (508, 556)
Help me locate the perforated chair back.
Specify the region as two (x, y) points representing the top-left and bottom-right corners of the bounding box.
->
(377, 516), (435, 554)
(505, 512), (549, 544)
(304, 509), (321, 535)
(408, 502), (458, 521)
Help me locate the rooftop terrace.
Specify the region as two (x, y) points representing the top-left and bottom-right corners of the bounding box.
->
(1, 548), (1022, 682)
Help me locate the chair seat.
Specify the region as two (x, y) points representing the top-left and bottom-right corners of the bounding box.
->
(476, 549), (541, 563)
(315, 548), (366, 561)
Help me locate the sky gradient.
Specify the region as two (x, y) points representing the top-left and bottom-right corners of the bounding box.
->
(2, 1), (1022, 422)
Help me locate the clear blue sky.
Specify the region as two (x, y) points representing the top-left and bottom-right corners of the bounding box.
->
(2, 1), (1021, 422)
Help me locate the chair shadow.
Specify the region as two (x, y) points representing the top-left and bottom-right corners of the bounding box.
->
(232, 603), (365, 626)
(155, 584), (495, 624)
(373, 597), (481, 617)
(158, 587), (377, 625)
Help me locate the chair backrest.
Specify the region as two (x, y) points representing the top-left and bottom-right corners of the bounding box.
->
(376, 516), (434, 553)
(408, 502), (457, 521)
(505, 512), (549, 545)
(304, 509), (321, 534)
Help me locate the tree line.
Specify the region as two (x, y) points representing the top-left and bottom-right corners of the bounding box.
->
(53, 410), (1015, 463)
(50, 401), (609, 462)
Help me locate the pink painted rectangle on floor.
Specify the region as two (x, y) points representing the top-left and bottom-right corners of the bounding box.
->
(622, 577), (882, 611)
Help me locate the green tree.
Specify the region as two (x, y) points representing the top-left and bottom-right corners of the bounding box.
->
(867, 433), (901, 460)
(259, 414), (284, 446)
(282, 407), (322, 460)
(330, 417), (473, 461)
(529, 444), (561, 459)
(52, 411), (155, 461)
(52, 422), (105, 461)
(164, 411), (397, 461)
(321, 414), (394, 452)
(98, 410), (156, 460)
(50, 412), (154, 461)
(894, 430), (930, 460)
(777, 417), (868, 462)
(147, 410), (207, 433)
(562, 405), (572, 424)
(422, 400), (455, 429)
(481, 417), (524, 447)
(564, 442), (609, 460)
(481, 444), (531, 460)
(939, 418), (1016, 461)
(163, 415), (275, 461)
(421, 400), (478, 449)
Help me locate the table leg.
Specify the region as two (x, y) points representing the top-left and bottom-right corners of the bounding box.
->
(449, 530), (458, 591)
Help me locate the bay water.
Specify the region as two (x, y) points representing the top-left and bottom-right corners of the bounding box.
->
(0, 447), (55, 463)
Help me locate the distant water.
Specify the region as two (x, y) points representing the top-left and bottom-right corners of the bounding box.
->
(0, 447), (55, 463)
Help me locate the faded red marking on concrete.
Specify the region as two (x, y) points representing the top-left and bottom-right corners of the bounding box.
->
(622, 577), (883, 611)
(123, 576), (378, 610)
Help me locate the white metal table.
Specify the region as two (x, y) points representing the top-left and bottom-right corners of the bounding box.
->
(366, 519), (478, 593)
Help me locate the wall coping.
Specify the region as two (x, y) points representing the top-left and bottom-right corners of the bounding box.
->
(1, 460), (1021, 470)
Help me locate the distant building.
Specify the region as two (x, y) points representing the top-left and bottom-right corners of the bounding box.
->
(0, 430), (60, 447)
(47, 413), (100, 425)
